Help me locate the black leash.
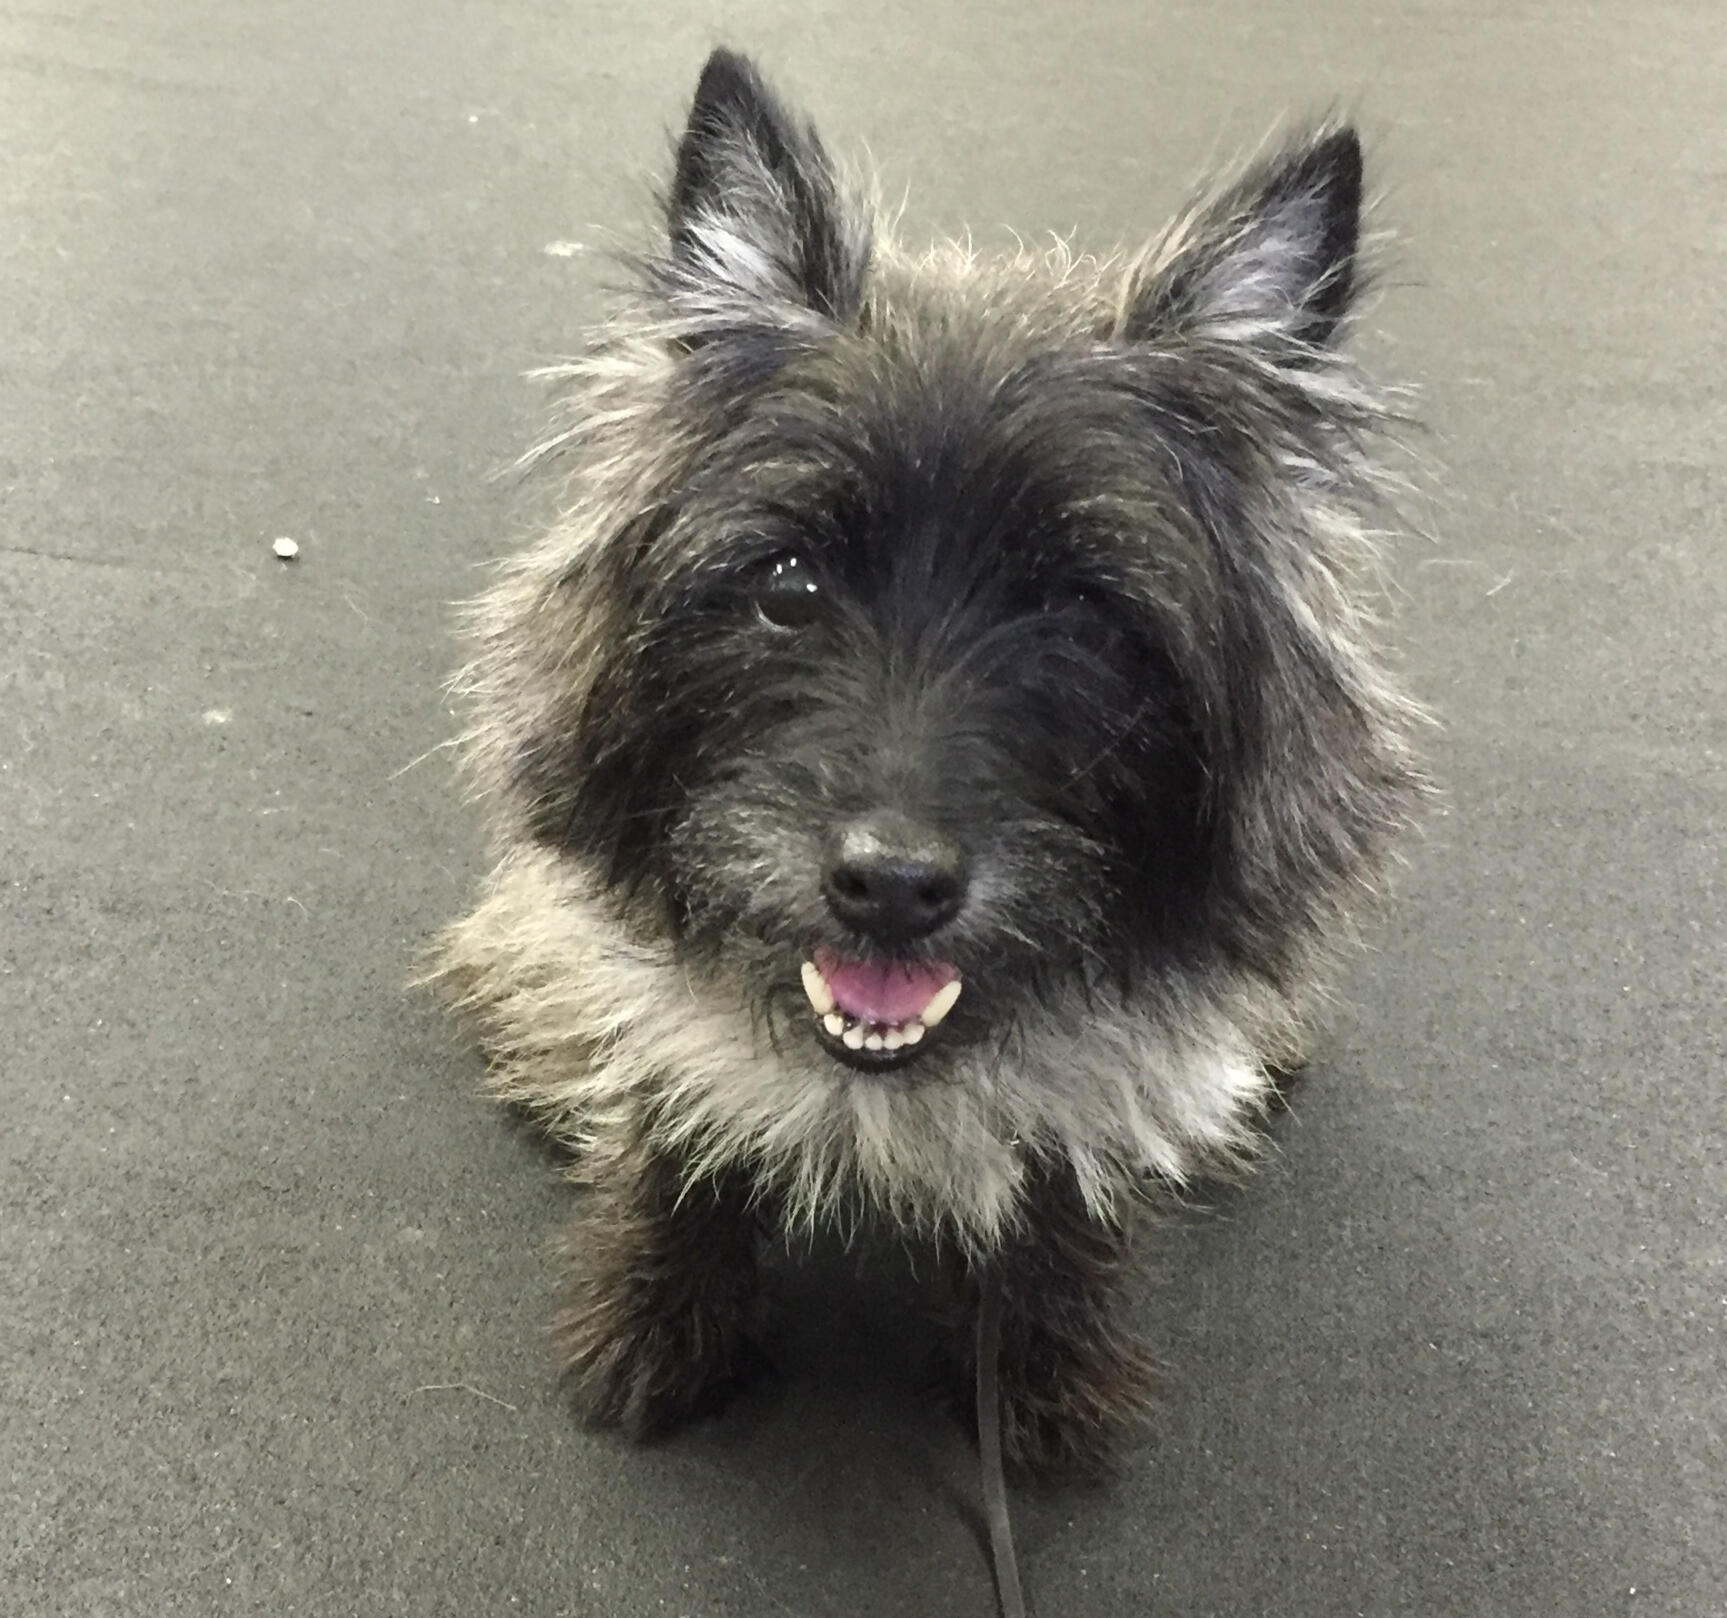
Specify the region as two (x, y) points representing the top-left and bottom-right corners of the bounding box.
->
(976, 1268), (1027, 1618)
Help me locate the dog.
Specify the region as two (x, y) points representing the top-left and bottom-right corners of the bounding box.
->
(432, 48), (1429, 1478)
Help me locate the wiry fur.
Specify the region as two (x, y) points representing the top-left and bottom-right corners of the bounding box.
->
(440, 847), (1270, 1245)
(431, 50), (1431, 1470)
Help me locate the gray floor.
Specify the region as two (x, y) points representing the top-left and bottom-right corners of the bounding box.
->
(4, 3), (1723, 1614)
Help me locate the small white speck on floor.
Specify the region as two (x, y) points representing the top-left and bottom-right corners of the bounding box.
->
(202, 708), (232, 726)
(271, 536), (299, 560)
(543, 240), (586, 257)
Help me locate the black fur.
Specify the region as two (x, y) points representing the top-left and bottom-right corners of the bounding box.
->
(553, 1138), (766, 1437)
(950, 1157), (1164, 1481)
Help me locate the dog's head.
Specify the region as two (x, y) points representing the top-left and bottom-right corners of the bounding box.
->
(495, 51), (1422, 1082)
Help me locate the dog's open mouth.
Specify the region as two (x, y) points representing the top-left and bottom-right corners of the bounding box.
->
(799, 948), (961, 1071)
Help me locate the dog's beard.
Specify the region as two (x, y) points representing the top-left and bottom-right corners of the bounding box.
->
(433, 834), (1275, 1249)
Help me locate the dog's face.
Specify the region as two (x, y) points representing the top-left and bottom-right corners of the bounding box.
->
(597, 356), (1214, 1076)
(507, 55), (1407, 1086)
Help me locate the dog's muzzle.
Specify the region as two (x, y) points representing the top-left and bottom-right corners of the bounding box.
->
(805, 810), (966, 1071)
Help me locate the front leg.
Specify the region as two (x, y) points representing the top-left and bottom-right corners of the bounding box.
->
(553, 1133), (764, 1438)
(957, 1158), (1160, 1481)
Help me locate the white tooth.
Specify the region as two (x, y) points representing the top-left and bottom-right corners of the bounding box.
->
(864, 1033), (884, 1051)
(842, 1023), (866, 1050)
(801, 962), (835, 1016)
(882, 1029), (904, 1051)
(920, 979), (962, 1027)
(901, 1020), (925, 1045)
(822, 1012), (845, 1037)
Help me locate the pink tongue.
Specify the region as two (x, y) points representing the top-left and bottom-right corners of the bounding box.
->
(814, 951), (956, 1025)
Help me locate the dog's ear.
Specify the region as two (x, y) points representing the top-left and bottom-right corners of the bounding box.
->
(1122, 127), (1363, 357)
(662, 49), (868, 324)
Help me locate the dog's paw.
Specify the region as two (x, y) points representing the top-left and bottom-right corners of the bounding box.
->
(948, 1327), (1162, 1483)
(1001, 1337), (1162, 1481)
(554, 1294), (771, 1440)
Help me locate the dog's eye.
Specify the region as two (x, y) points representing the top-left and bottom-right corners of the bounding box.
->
(753, 552), (823, 629)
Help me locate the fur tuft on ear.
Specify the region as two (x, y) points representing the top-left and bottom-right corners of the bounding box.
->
(1122, 126), (1364, 358)
(662, 49), (869, 324)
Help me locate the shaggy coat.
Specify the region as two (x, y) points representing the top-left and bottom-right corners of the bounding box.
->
(433, 49), (1429, 1473)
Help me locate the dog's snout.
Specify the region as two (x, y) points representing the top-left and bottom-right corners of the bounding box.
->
(822, 813), (968, 944)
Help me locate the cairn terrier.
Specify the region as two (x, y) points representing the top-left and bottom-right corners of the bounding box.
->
(434, 49), (1428, 1476)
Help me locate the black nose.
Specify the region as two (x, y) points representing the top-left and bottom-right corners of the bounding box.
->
(822, 813), (968, 945)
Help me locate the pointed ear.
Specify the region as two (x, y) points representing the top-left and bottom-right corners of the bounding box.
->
(1122, 127), (1364, 356)
(663, 49), (867, 321)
